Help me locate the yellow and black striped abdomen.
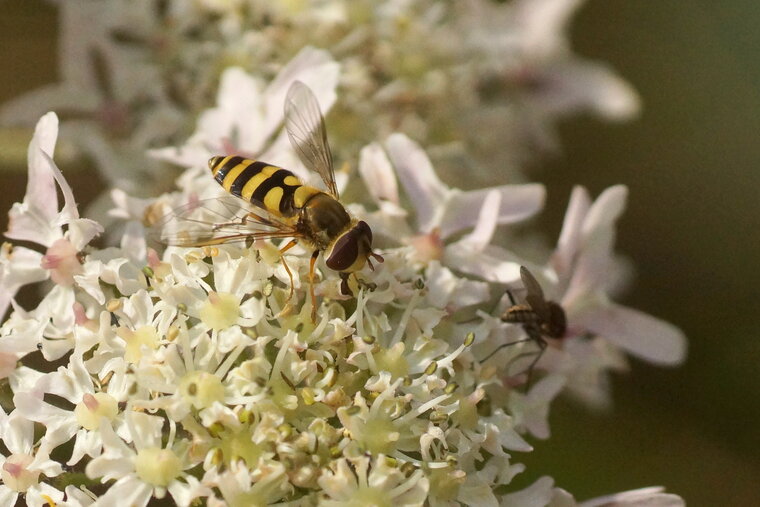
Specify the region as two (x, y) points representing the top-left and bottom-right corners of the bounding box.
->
(209, 156), (321, 218)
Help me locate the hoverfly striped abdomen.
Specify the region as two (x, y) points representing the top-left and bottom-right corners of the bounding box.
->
(209, 156), (319, 219)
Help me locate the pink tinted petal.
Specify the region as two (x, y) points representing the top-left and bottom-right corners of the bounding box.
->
(408, 231), (444, 263)
(552, 185), (590, 278)
(25, 112), (59, 222)
(358, 143), (400, 206)
(0, 353), (16, 379)
(386, 133), (448, 233)
(439, 184), (545, 239)
(573, 303), (687, 365)
(581, 185), (628, 239)
(41, 239), (82, 287)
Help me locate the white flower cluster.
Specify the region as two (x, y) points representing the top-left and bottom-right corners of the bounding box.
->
(0, 2), (686, 506)
(1, 0), (639, 198)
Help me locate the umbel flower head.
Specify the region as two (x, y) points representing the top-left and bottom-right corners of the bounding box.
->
(0, 106), (685, 506)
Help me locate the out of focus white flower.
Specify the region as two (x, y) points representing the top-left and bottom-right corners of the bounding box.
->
(459, 0), (640, 153)
(150, 46), (341, 186)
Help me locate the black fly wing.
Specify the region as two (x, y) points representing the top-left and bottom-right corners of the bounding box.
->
(520, 266), (551, 322)
(284, 80), (338, 198)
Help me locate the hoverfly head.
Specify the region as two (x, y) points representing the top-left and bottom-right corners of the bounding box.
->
(325, 221), (382, 273)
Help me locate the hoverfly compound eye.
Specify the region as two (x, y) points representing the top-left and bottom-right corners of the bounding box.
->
(356, 221), (372, 243)
(326, 222), (374, 272)
(326, 230), (359, 271)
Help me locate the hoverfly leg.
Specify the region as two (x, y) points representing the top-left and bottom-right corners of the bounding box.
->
(339, 272), (352, 297)
(278, 239), (299, 308)
(309, 250), (319, 323)
(506, 288), (518, 306)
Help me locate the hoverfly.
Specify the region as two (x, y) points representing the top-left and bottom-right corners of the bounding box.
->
(157, 81), (383, 320)
(482, 266), (567, 386)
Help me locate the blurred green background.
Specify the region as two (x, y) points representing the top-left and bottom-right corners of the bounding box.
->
(1, 1), (758, 505)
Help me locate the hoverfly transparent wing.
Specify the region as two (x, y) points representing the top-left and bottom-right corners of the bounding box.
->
(284, 80), (338, 198)
(152, 195), (299, 248)
(520, 266), (552, 322)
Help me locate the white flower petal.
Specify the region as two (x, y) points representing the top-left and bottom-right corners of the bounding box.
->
(0, 246), (47, 318)
(460, 190), (501, 251)
(513, 0), (582, 56)
(500, 476), (556, 507)
(359, 142), (401, 207)
(91, 476), (153, 507)
(581, 185), (628, 240)
(580, 486), (685, 507)
(25, 112), (60, 222)
(40, 151), (80, 225)
(440, 184), (545, 239)
(444, 244), (522, 284)
(2, 411), (34, 454)
(386, 133), (448, 233)
(68, 219), (104, 252)
(120, 221), (147, 263)
(263, 46), (340, 142)
(540, 59), (641, 120)
(552, 185), (591, 278)
(573, 303), (687, 365)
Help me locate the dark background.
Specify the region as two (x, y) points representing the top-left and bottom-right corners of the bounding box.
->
(1, 1), (758, 505)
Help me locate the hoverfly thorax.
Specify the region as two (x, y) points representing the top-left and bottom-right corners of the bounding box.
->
(300, 192), (352, 246)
